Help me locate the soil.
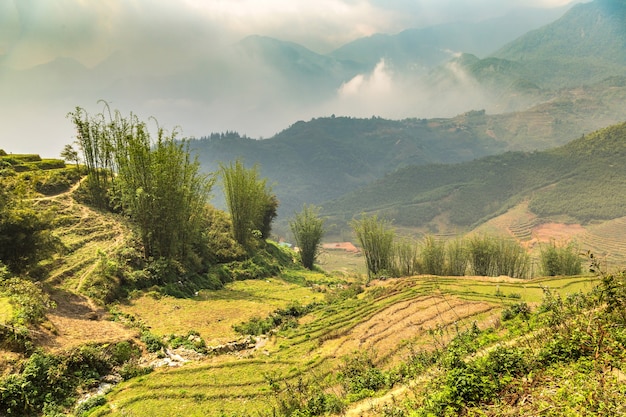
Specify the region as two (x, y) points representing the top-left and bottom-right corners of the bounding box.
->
(32, 288), (138, 352)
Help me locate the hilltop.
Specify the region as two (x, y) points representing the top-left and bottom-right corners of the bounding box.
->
(191, 77), (626, 226)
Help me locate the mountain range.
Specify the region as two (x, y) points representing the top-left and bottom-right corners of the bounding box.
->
(0, 1), (591, 155)
(187, 0), (626, 245)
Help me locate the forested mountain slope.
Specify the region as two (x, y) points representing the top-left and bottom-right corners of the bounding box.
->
(322, 121), (626, 234)
(191, 78), (626, 222)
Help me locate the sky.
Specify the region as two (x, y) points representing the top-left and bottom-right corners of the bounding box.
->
(0, 0), (576, 155)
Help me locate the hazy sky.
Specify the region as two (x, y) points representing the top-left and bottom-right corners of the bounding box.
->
(0, 0), (577, 155)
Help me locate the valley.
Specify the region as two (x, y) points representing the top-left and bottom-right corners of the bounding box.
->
(1, 0), (626, 415)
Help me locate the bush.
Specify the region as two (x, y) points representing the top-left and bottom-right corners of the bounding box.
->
(540, 241), (582, 276)
(141, 331), (164, 353)
(75, 395), (106, 416)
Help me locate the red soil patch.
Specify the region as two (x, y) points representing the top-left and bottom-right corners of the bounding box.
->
(532, 222), (585, 243)
(321, 242), (359, 253)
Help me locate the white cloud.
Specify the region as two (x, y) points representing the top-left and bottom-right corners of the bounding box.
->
(0, 0), (580, 155)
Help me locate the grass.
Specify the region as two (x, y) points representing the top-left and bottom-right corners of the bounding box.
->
(118, 278), (326, 345)
(0, 297), (12, 323)
(86, 272), (599, 417)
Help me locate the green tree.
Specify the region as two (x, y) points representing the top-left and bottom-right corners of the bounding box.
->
(68, 106), (214, 265)
(60, 144), (80, 171)
(67, 107), (113, 208)
(467, 235), (496, 276)
(393, 238), (419, 277)
(540, 241), (582, 276)
(0, 187), (58, 273)
(446, 238), (469, 276)
(420, 235), (446, 276)
(290, 205), (325, 270)
(351, 214), (395, 281)
(220, 160), (275, 248)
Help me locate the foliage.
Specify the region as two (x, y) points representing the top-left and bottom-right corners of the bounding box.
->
(265, 372), (345, 417)
(220, 159), (276, 248)
(0, 278), (55, 327)
(445, 238), (468, 276)
(539, 240), (582, 276)
(60, 144), (80, 171)
(464, 235), (530, 278)
(338, 350), (392, 399)
(351, 214), (395, 281)
(0, 342), (142, 416)
(68, 105), (215, 266)
(392, 238), (419, 277)
(0, 186), (59, 273)
(290, 205), (325, 270)
(420, 235), (446, 276)
(233, 302), (315, 336)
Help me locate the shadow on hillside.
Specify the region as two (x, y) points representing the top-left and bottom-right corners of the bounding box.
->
(46, 287), (102, 320)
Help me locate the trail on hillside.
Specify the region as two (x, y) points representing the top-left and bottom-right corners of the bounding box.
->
(30, 178), (137, 352)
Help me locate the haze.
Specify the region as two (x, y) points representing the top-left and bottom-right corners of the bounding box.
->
(0, 0), (576, 155)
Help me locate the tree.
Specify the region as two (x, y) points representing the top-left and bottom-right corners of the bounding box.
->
(540, 241), (582, 276)
(60, 144), (80, 172)
(0, 187), (58, 273)
(68, 105), (214, 264)
(220, 160), (275, 248)
(290, 205), (325, 270)
(351, 214), (395, 281)
(420, 235), (446, 276)
(67, 107), (111, 208)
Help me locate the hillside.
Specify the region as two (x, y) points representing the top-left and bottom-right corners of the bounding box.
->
(458, 0), (626, 90)
(2, 148), (626, 417)
(191, 78), (626, 227)
(321, 121), (626, 264)
(329, 5), (571, 71)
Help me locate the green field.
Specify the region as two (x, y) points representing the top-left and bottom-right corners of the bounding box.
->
(87, 271), (599, 417)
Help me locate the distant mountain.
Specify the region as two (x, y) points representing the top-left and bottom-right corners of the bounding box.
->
(191, 77), (626, 230)
(463, 0), (626, 89)
(237, 35), (365, 93)
(321, 121), (626, 234)
(328, 5), (572, 72)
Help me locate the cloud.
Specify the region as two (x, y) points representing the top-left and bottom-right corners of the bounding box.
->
(319, 57), (496, 121)
(0, 0), (579, 156)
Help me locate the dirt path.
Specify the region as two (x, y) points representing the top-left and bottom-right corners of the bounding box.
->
(33, 288), (138, 352)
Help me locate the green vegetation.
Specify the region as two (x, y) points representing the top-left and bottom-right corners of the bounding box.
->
(68, 106), (215, 263)
(289, 205), (325, 269)
(190, 76), (626, 231)
(351, 214), (395, 280)
(492, 0), (626, 89)
(3, 104), (626, 417)
(220, 159), (277, 248)
(324, 121), (626, 235)
(539, 241), (583, 276)
(0, 342), (145, 416)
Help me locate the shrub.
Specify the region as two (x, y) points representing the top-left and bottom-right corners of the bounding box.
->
(75, 395), (106, 416)
(540, 241), (582, 276)
(141, 331), (164, 353)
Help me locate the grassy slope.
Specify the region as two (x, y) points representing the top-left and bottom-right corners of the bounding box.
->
(89, 274), (599, 417)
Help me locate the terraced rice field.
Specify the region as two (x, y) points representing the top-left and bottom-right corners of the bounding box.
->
(89, 273), (597, 417)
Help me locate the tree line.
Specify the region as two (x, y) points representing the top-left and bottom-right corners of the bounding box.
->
(351, 214), (582, 281)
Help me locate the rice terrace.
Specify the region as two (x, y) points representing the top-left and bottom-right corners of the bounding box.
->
(0, 147), (622, 416)
(3, 0), (626, 415)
